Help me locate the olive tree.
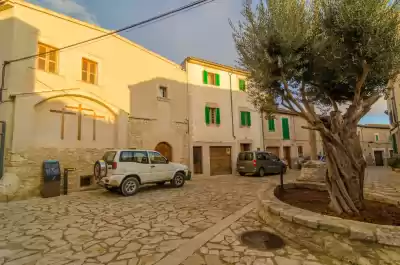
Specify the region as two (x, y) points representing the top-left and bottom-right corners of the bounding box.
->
(232, 0), (400, 215)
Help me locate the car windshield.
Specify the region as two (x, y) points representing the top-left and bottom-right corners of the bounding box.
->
(238, 152), (253, 161)
(102, 151), (116, 163)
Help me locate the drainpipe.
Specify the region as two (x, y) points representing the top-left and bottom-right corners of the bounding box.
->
(0, 61), (10, 103)
(229, 73), (236, 140)
(261, 111), (265, 150)
(0, 121), (6, 179)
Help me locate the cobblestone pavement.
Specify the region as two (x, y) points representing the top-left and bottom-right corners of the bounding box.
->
(0, 167), (398, 265)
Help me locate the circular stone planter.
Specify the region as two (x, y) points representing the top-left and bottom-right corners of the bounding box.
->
(257, 182), (400, 265)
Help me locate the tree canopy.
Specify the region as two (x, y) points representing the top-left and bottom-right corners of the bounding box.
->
(232, 0), (400, 125)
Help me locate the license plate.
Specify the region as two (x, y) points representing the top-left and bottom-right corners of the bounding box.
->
(239, 166), (244, 169)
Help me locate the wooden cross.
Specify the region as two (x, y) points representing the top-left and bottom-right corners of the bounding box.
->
(65, 104), (93, 140)
(84, 112), (105, 141)
(50, 108), (76, 140)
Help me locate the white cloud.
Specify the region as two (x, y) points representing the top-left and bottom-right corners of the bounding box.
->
(39, 0), (97, 24)
(366, 97), (387, 116)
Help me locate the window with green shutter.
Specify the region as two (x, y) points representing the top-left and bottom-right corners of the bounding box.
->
(239, 79), (246, 91)
(240, 111), (251, 127)
(282, 118), (290, 140)
(206, 106), (220, 126)
(375, 134), (379, 142)
(268, 119), (275, 132)
(203, 70), (220, 86)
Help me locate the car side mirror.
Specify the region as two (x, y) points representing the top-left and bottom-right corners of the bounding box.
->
(165, 158), (169, 164)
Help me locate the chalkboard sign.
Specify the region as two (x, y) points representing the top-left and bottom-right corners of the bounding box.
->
(43, 160), (61, 182)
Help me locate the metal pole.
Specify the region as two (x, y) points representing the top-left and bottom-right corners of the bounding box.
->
(63, 169), (68, 195)
(0, 121), (5, 179)
(280, 164), (284, 193)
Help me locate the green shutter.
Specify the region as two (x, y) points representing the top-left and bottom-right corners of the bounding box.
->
(203, 70), (208, 84)
(268, 119), (275, 131)
(215, 74), (220, 86)
(375, 134), (379, 141)
(216, 108), (221, 125)
(247, 112), (251, 126)
(393, 134), (398, 154)
(240, 111), (246, 126)
(282, 118), (290, 140)
(205, 106), (210, 125)
(239, 79), (246, 91)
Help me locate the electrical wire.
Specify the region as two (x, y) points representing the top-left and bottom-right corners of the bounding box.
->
(0, 0), (217, 102)
(6, 0), (215, 64)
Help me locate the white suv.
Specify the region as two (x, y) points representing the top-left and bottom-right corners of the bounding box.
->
(94, 149), (190, 196)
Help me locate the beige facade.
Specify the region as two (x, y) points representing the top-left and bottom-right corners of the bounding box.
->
(183, 58), (263, 176)
(357, 124), (392, 166)
(0, 0), (188, 199)
(263, 111), (391, 167)
(386, 77), (400, 154)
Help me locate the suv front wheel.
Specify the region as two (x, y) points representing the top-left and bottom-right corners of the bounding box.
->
(120, 177), (140, 196)
(171, 172), (185, 188)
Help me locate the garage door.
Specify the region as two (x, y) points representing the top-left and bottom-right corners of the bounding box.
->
(210, 146), (232, 176)
(266, 147), (280, 157)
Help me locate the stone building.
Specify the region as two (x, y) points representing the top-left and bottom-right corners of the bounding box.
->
(183, 57), (263, 176)
(357, 124), (392, 166)
(0, 0), (188, 199)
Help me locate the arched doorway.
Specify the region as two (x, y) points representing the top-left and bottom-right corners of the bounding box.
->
(155, 142), (173, 161)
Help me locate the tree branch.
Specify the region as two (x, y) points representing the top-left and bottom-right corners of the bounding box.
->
(353, 60), (370, 105)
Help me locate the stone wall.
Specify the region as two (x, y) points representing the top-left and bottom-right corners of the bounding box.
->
(257, 183), (400, 265)
(296, 160), (326, 183)
(2, 147), (108, 201)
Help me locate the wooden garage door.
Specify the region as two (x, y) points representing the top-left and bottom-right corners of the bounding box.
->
(266, 147), (280, 157)
(210, 146), (232, 176)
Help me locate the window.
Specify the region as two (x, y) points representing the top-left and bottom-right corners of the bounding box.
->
(82, 58), (98, 84)
(148, 151), (167, 164)
(239, 79), (246, 91)
(375, 133), (379, 142)
(240, 111), (251, 127)
(282, 118), (290, 140)
(268, 119), (275, 132)
(298, 146), (304, 157)
(256, 152), (267, 160)
(205, 106), (220, 125)
(202, 70), (220, 86)
(37, 43), (58, 73)
(119, 151), (149, 164)
(159, 86), (168, 98)
(238, 152), (254, 161)
(102, 151), (116, 164)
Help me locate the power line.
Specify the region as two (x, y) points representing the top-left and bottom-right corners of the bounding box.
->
(0, 0), (217, 102)
(6, 0), (216, 64)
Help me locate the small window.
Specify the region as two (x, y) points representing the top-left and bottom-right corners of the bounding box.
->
(102, 151), (116, 163)
(268, 119), (275, 132)
(202, 70), (220, 86)
(37, 43), (58, 73)
(119, 151), (149, 164)
(256, 153), (267, 160)
(298, 146), (304, 157)
(148, 151), (167, 164)
(82, 58), (98, 84)
(210, 108), (217, 124)
(239, 79), (246, 91)
(159, 86), (168, 98)
(240, 111), (251, 127)
(238, 152), (254, 161)
(375, 133), (379, 142)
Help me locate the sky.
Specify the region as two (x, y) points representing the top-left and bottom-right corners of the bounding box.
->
(26, 0), (389, 125)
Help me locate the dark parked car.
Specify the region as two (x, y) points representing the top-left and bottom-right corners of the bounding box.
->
(236, 151), (287, 177)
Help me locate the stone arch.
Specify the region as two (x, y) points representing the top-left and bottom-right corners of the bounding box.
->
(155, 142), (173, 161)
(34, 93), (117, 116)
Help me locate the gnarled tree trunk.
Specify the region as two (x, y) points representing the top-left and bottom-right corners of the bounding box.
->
(321, 113), (367, 215)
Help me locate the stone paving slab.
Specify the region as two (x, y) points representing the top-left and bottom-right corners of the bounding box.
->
(180, 210), (347, 265)
(0, 172), (298, 265)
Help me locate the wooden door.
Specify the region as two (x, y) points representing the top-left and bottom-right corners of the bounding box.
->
(155, 142), (172, 161)
(266, 147), (280, 157)
(374, 151), (384, 166)
(210, 146), (232, 176)
(283, 146), (292, 168)
(193, 146), (203, 174)
(240, 143), (251, 152)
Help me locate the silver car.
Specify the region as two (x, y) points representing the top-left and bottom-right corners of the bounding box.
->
(236, 151), (287, 177)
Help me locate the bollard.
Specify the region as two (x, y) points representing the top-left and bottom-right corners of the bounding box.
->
(63, 168), (76, 195)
